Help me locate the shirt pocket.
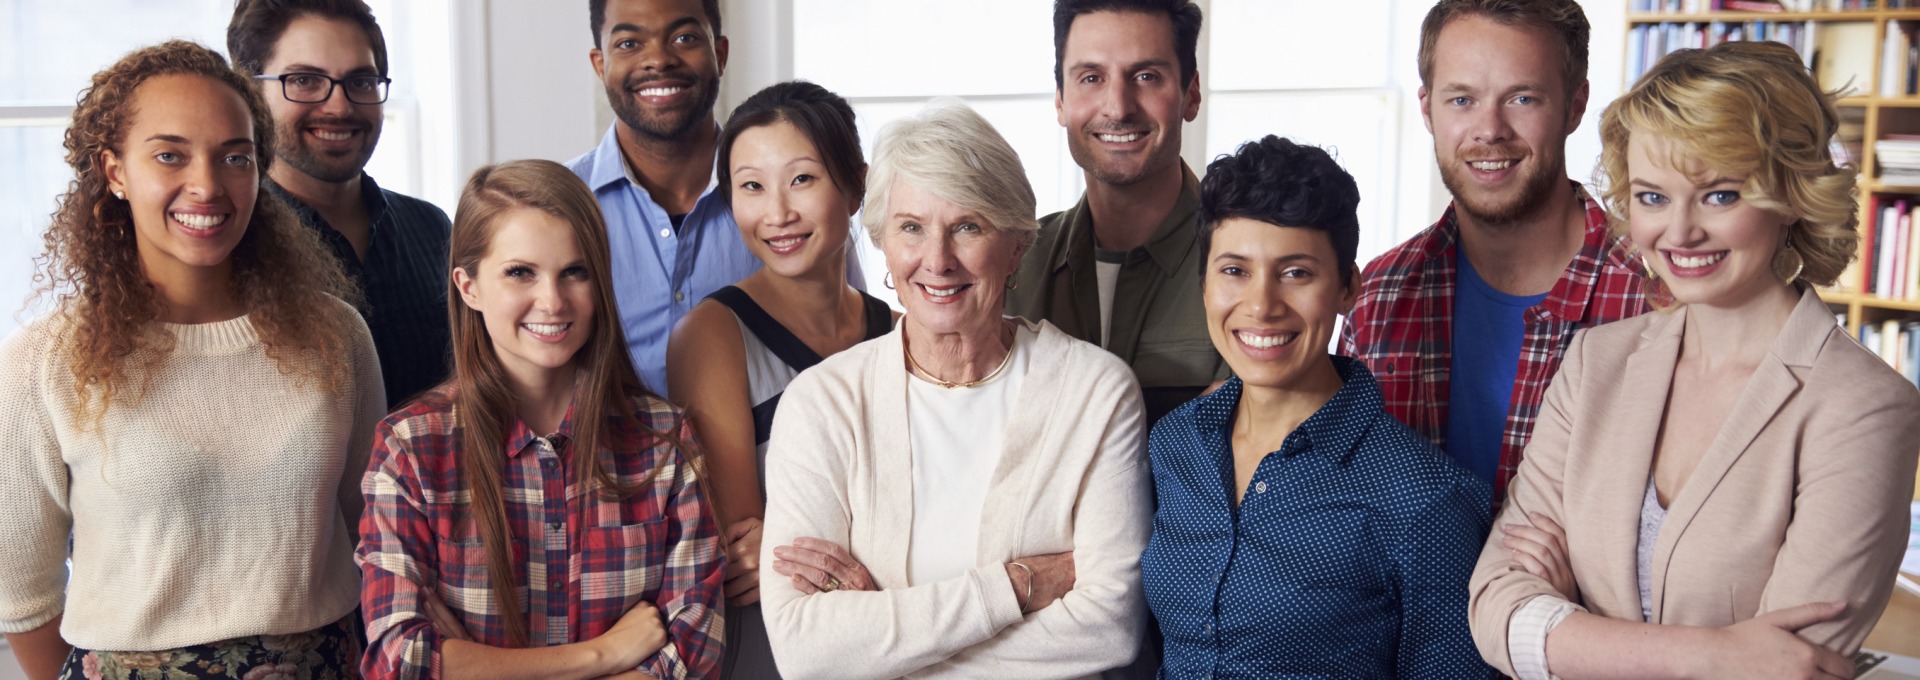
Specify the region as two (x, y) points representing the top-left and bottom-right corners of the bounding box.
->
(581, 520), (668, 604)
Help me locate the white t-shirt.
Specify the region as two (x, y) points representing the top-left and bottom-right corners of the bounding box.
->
(1094, 248), (1125, 348)
(904, 322), (1037, 585)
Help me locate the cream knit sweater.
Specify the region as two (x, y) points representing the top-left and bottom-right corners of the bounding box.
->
(0, 300), (384, 651)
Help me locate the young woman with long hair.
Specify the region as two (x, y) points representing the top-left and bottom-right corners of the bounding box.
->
(0, 40), (381, 680)
(665, 80), (894, 679)
(357, 159), (724, 680)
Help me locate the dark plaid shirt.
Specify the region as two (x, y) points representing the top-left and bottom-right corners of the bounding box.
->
(1340, 183), (1651, 506)
(358, 387), (724, 679)
(270, 174), (452, 407)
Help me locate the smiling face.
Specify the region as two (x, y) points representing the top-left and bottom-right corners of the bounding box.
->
(1203, 217), (1355, 392)
(879, 179), (1025, 337)
(260, 14), (384, 184)
(102, 73), (259, 287)
(1626, 134), (1795, 309)
(728, 120), (856, 278)
(1421, 15), (1586, 227)
(591, 0), (728, 142)
(1055, 10), (1200, 188)
(455, 207), (598, 389)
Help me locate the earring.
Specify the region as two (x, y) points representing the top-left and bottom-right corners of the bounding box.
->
(1779, 241), (1805, 286)
(113, 190), (125, 200)
(1005, 275), (1019, 291)
(884, 272), (895, 290)
(1640, 254), (1659, 282)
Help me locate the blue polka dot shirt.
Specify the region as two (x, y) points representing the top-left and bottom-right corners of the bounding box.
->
(1142, 356), (1497, 678)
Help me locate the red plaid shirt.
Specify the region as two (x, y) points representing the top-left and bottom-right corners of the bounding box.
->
(1340, 182), (1652, 504)
(358, 386), (723, 679)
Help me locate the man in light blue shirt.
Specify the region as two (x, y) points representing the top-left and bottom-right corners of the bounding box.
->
(570, 0), (856, 397)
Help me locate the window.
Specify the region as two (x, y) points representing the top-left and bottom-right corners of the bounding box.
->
(0, 0), (453, 336)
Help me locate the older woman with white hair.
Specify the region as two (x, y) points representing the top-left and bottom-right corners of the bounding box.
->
(757, 100), (1150, 679)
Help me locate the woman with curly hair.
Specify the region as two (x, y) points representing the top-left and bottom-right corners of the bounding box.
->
(0, 40), (383, 679)
(1468, 40), (1920, 680)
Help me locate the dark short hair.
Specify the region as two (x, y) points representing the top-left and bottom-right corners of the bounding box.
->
(227, 0), (389, 77)
(1418, 0), (1589, 97)
(1198, 135), (1361, 284)
(1053, 0), (1201, 91)
(716, 80), (866, 210)
(590, 0), (723, 48)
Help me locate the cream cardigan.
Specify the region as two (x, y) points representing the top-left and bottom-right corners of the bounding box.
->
(760, 319), (1150, 680)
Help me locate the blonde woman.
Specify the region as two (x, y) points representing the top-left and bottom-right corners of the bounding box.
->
(1468, 41), (1920, 680)
(0, 41), (381, 679)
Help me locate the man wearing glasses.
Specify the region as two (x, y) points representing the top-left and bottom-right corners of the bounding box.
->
(229, 0), (453, 408)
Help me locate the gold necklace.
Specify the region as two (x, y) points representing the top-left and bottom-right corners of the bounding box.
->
(906, 326), (1016, 389)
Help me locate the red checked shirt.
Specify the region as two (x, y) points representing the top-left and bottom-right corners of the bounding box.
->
(358, 386), (723, 680)
(1340, 182), (1652, 505)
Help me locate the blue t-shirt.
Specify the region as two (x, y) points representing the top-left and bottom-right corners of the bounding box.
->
(1446, 249), (1548, 486)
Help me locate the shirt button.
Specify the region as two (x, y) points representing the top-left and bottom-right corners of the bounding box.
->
(548, 521), (562, 531)
(1254, 481), (1268, 494)
(674, 291), (685, 302)
(658, 228), (671, 238)
(551, 578), (564, 589)
(1202, 622), (1214, 634)
(541, 459), (556, 469)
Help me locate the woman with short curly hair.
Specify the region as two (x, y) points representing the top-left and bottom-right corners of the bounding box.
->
(1469, 40), (1920, 680)
(0, 40), (383, 679)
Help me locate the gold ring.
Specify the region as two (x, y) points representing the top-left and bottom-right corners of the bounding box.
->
(822, 576), (842, 592)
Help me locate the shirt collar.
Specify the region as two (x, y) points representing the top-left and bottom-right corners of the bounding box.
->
(1052, 162), (1201, 273)
(504, 401), (579, 459)
(265, 171), (390, 226)
(1191, 355), (1383, 463)
(1422, 181), (1648, 323)
(582, 123), (722, 200)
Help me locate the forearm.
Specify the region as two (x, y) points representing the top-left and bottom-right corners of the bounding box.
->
(5, 617), (70, 680)
(762, 565), (1022, 680)
(918, 578), (1143, 676)
(1541, 612), (1712, 680)
(441, 638), (620, 680)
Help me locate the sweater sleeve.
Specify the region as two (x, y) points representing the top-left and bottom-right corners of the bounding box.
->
(916, 372), (1152, 676)
(759, 370), (1027, 680)
(340, 308), (387, 538)
(0, 324), (70, 634)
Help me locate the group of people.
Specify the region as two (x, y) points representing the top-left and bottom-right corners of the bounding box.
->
(2, 0), (1916, 678)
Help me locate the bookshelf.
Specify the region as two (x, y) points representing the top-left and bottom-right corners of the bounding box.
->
(1627, 1), (1920, 502)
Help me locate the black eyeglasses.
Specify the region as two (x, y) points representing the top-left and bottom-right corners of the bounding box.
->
(253, 73), (391, 105)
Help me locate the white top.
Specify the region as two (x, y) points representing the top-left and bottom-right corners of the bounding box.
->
(0, 303), (385, 650)
(760, 318), (1150, 679)
(1506, 483), (1674, 680)
(905, 323), (1034, 585)
(1636, 479), (1669, 622)
(1095, 259), (1121, 348)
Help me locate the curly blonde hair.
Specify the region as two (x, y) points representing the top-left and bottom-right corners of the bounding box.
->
(1598, 40), (1858, 290)
(32, 40), (359, 422)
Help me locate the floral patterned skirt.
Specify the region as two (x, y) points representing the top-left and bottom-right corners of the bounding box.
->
(59, 615), (362, 680)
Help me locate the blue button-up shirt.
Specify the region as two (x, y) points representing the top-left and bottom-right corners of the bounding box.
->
(1142, 356), (1496, 679)
(569, 126), (762, 397)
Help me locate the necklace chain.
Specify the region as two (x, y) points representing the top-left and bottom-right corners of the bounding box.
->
(906, 324), (1016, 389)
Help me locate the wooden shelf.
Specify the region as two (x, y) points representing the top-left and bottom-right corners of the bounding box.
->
(1819, 288), (1920, 312)
(1863, 180), (1920, 192)
(1629, 10), (1877, 23)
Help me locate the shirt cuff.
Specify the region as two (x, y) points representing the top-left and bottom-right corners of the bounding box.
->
(1508, 595), (1586, 680)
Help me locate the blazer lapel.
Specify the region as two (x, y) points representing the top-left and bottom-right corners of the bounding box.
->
(870, 328), (915, 586)
(1650, 291), (1822, 619)
(1593, 310), (1680, 615)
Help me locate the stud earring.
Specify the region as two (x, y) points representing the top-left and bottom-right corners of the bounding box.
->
(1005, 275), (1019, 291)
(113, 190), (125, 200)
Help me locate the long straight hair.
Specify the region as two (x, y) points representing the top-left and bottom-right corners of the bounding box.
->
(447, 159), (673, 645)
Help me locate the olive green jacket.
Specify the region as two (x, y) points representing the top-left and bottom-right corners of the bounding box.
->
(1006, 165), (1227, 424)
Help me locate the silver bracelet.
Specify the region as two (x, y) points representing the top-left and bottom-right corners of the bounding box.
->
(1008, 561), (1034, 609)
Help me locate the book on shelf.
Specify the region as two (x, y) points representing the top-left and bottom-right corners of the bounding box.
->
(1818, 22), (1876, 97)
(1857, 320), (1920, 387)
(1856, 195), (1920, 300)
(1627, 20), (1818, 83)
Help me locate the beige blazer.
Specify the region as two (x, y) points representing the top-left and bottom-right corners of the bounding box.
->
(1468, 288), (1920, 675)
(759, 319), (1150, 680)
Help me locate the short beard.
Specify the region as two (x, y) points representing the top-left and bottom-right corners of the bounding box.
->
(608, 74), (721, 143)
(276, 114), (379, 184)
(1067, 124), (1178, 188)
(1437, 150), (1565, 230)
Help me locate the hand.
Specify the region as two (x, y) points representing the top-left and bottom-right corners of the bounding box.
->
(723, 518), (763, 606)
(1007, 550), (1075, 614)
(1502, 512), (1579, 603)
(1699, 602), (1854, 680)
(591, 600), (667, 674)
(422, 589), (474, 642)
(771, 537), (877, 594)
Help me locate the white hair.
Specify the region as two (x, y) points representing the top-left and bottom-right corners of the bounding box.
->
(860, 98), (1039, 248)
